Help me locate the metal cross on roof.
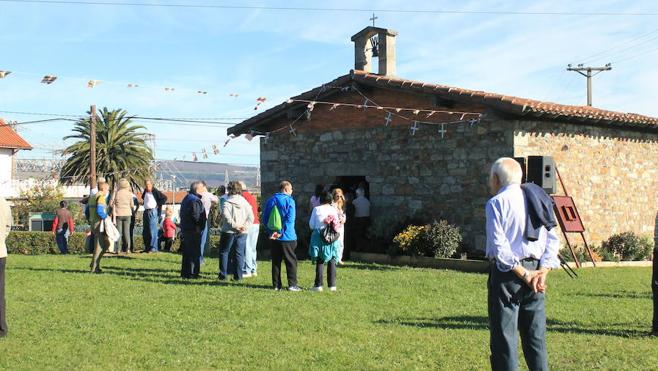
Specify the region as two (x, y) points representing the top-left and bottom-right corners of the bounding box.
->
(370, 13), (378, 27)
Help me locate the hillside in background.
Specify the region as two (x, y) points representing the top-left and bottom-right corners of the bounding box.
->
(16, 159), (260, 190)
(157, 160), (259, 189)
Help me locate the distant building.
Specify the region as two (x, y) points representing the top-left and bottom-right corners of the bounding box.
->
(0, 118), (33, 198)
(228, 26), (658, 253)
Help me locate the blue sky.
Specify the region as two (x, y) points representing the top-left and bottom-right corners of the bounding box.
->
(1, 0), (658, 166)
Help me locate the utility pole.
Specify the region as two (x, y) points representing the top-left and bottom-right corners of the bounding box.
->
(90, 105), (97, 190)
(566, 63), (612, 106)
(171, 175), (176, 208)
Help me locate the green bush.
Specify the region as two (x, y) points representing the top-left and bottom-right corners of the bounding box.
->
(420, 220), (462, 259)
(600, 232), (653, 261)
(391, 220), (462, 259)
(6, 231), (221, 255)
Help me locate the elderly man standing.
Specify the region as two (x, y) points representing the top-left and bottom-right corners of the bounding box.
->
(180, 181), (207, 279)
(0, 195), (12, 337)
(486, 157), (560, 371)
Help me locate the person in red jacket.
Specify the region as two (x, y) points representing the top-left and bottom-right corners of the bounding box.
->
(162, 207), (177, 252)
(52, 201), (75, 254)
(240, 181), (260, 277)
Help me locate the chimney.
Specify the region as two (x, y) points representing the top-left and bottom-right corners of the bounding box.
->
(351, 26), (398, 76)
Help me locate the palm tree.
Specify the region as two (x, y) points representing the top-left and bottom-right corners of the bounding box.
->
(60, 107), (154, 190)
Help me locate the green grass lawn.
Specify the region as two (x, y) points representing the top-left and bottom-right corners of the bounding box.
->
(0, 253), (656, 370)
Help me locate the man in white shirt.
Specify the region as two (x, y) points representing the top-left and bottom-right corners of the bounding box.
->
(350, 188), (371, 259)
(485, 157), (559, 371)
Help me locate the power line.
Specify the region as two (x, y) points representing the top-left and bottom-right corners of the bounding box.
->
(0, 110), (243, 127)
(2, 0), (658, 16)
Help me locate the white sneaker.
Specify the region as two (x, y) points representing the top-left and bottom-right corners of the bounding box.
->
(242, 272), (252, 278)
(310, 286), (323, 292)
(329, 287), (337, 292)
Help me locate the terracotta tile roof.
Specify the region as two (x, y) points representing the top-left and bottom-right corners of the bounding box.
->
(0, 118), (32, 150)
(228, 70), (658, 135)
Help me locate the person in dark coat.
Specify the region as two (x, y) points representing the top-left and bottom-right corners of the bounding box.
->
(179, 181), (207, 279)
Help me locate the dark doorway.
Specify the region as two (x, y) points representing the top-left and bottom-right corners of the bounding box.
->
(332, 176), (369, 199)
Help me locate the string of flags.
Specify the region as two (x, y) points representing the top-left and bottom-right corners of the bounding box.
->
(185, 134), (241, 161)
(239, 84), (485, 144)
(0, 69), (262, 102)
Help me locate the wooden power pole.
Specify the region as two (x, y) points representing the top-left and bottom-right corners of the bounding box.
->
(90, 105), (97, 190)
(566, 63), (612, 106)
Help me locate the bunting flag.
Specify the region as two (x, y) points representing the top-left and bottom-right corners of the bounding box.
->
(254, 96), (267, 110)
(410, 121), (419, 135)
(438, 123), (447, 139)
(384, 112), (393, 127)
(41, 75), (57, 84)
(307, 101), (316, 112)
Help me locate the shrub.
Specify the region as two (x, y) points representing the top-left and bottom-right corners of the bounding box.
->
(391, 225), (426, 256)
(5, 231), (221, 255)
(371, 214), (426, 254)
(391, 220), (462, 259)
(600, 232), (653, 261)
(419, 220), (462, 259)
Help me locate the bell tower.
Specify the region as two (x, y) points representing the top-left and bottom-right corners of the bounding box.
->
(351, 26), (398, 76)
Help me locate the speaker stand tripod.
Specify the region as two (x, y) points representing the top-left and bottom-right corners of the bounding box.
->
(552, 166), (596, 268)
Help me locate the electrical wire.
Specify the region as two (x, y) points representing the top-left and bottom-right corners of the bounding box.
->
(2, 0), (658, 16)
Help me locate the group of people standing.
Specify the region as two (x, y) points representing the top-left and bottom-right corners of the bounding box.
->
(83, 177), (169, 273)
(178, 180), (260, 281)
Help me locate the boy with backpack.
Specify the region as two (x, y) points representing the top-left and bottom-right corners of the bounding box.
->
(262, 181), (302, 291)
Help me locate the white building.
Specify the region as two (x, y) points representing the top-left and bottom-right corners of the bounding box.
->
(0, 119), (33, 198)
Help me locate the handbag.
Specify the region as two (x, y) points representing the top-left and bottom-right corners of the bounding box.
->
(321, 223), (340, 244)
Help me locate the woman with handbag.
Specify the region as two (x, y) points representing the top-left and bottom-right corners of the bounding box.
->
(308, 192), (341, 292)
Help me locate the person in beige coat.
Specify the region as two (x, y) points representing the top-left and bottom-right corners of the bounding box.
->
(0, 196), (12, 337)
(113, 178), (136, 253)
(217, 181), (253, 281)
